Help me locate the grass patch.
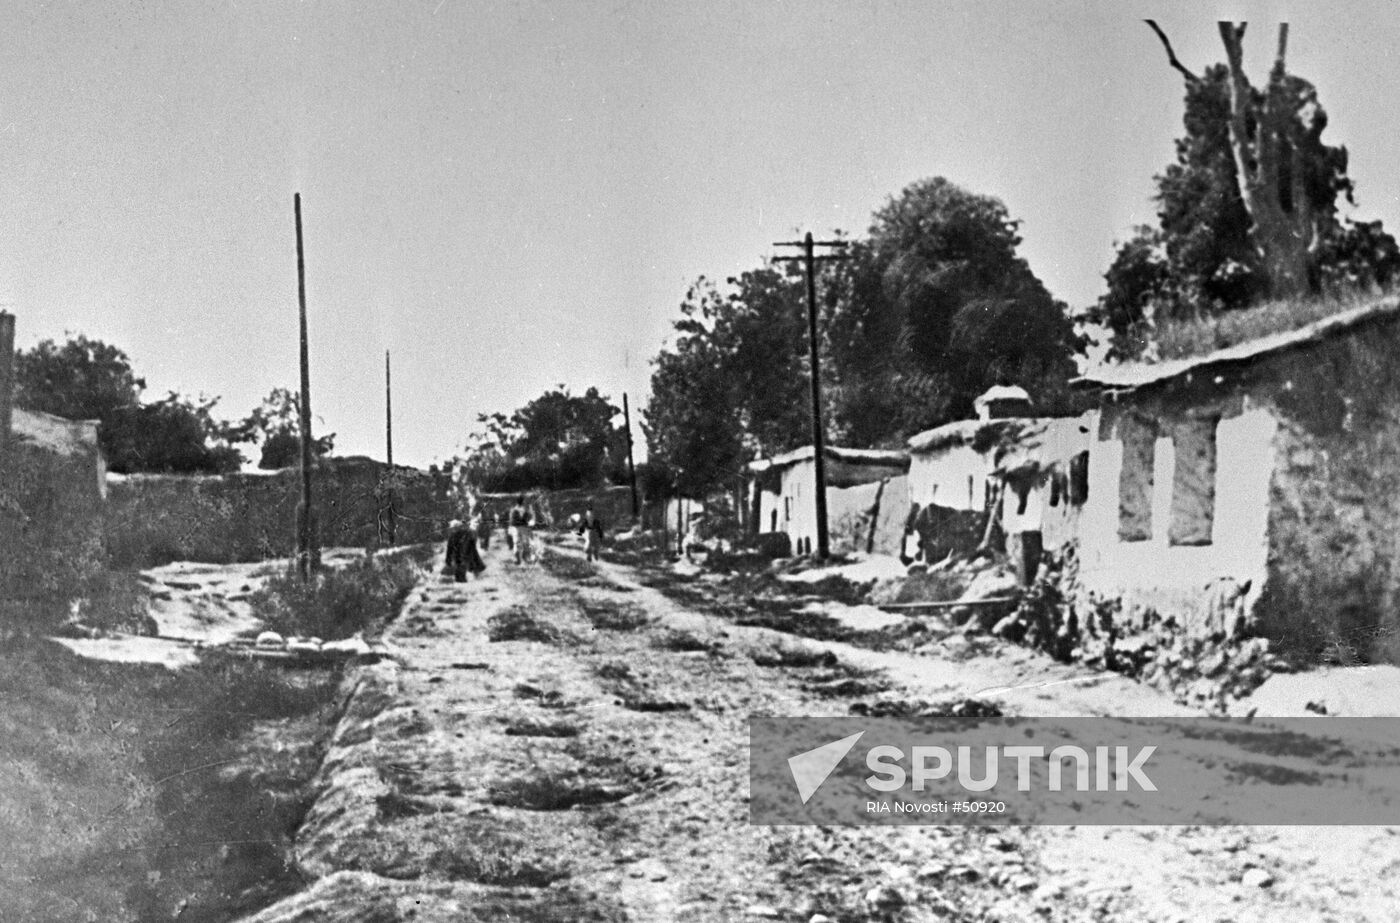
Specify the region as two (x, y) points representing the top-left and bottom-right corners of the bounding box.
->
(503, 719), (581, 738)
(0, 637), (342, 923)
(488, 774), (634, 811)
(651, 627), (722, 654)
(594, 661), (635, 683)
(540, 552), (595, 581)
(619, 696), (691, 713)
(1151, 289), (1392, 362)
(580, 601), (650, 631)
(801, 666), (892, 699)
(750, 643), (839, 669)
(249, 546), (430, 641)
(488, 607), (572, 644)
(67, 570), (156, 635)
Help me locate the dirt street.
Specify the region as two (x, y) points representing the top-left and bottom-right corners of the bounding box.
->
(241, 539), (1400, 923)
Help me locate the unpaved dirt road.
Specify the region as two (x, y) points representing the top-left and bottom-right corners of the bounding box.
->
(241, 539), (1400, 923)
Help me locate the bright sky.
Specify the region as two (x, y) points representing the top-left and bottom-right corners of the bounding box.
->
(4, 1), (1398, 468)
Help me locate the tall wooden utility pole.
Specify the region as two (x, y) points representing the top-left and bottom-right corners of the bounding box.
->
(384, 349), (396, 545)
(0, 312), (14, 472)
(773, 232), (849, 560)
(622, 392), (639, 520)
(294, 193), (319, 579)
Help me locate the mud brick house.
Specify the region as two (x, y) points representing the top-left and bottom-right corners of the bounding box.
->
(905, 412), (1091, 576)
(749, 446), (909, 556)
(1074, 297), (1400, 662)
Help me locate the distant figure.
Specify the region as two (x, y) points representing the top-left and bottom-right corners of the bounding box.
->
(509, 495), (534, 564)
(576, 506), (605, 562)
(472, 505), (491, 550)
(445, 518), (486, 582)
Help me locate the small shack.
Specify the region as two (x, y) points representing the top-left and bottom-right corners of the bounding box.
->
(749, 445), (909, 556)
(1074, 296), (1400, 661)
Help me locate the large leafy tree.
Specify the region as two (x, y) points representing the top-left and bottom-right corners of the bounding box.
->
(103, 393), (248, 474)
(868, 177), (1083, 429)
(14, 335), (145, 423)
(643, 270), (829, 497)
(1093, 22), (1400, 357)
(643, 332), (748, 499)
(645, 177), (1082, 494)
(455, 386), (626, 491)
(14, 335), (249, 473)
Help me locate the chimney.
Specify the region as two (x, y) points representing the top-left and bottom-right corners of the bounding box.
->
(974, 384), (1033, 421)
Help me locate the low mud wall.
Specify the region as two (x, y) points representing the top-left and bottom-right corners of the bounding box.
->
(106, 461), (452, 567)
(0, 440), (106, 625)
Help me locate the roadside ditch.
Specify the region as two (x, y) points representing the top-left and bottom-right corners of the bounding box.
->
(0, 546), (431, 923)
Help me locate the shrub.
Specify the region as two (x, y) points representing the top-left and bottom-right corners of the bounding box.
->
(249, 547), (429, 640)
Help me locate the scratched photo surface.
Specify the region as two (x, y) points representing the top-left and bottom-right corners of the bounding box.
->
(3, 3), (1400, 921)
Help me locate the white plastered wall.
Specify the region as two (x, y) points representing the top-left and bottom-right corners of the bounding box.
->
(908, 444), (988, 511)
(1076, 404), (1276, 619)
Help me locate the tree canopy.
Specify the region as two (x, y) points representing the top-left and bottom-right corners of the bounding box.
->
(644, 176), (1083, 496)
(14, 335), (145, 423)
(239, 387), (335, 470)
(452, 386), (628, 492)
(14, 335), (251, 474)
(1091, 22), (1400, 358)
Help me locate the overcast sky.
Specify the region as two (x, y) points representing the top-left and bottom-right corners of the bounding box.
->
(4, 1), (1398, 467)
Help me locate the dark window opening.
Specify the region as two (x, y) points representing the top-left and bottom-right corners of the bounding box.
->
(1069, 451), (1089, 505)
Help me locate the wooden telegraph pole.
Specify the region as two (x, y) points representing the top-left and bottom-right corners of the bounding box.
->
(0, 312), (14, 472)
(294, 193), (320, 579)
(384, 349), (397, 545)
(622, 392), (639, 520)
(773, 232), (849, 560)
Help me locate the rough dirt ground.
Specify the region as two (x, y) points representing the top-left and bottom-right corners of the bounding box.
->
(237, 538), (1400, 923)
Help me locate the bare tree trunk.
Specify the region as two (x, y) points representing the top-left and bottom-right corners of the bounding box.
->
(1217, 21), (1315, 300)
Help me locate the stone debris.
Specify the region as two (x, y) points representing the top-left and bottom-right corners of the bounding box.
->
(1241, 868), (1275, 889)
(863, 883), (906, 912)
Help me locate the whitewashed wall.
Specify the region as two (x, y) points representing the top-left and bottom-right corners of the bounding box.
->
(1076, 404), (1276, 623)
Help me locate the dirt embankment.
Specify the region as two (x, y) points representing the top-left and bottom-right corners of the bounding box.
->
(3, 547), (431, 923)
(0, 639), (342, 923)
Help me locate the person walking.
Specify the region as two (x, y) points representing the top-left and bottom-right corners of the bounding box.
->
(577, 505), (605, 562)
(472, 504), (492, 550)
(444, 519), (468, 582)
(445, 517), (486, 582)
(508, 495), (534, 565)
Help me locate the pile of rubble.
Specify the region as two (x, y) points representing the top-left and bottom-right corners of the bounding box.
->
(871, 550), (1290, 713)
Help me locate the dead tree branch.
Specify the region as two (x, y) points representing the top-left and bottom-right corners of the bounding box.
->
(1145, 20), (1198, 82)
